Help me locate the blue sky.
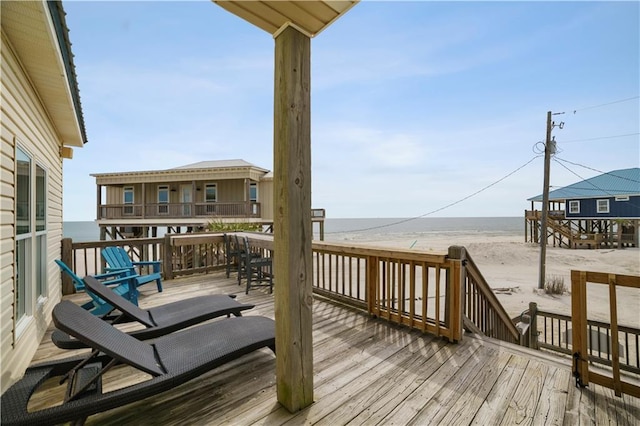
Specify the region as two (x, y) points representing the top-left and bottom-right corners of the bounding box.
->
(62, 1), (639, 221)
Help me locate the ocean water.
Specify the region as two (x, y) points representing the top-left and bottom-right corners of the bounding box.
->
(63, 217), (522, 242)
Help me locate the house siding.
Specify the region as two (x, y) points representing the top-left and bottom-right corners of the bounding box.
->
(566, 195), (640, 219)
(260, 178), (274, 221)
(1, 32), (64, 393)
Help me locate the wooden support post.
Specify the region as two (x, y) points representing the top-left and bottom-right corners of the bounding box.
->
(273, 25), (313, 412)
(529, 301), (538, 350)
(571, 270), (589, 386)
(367, 256), (379, 316)
(608, 274), (622, 396)
(163, 233), (173, 280)
(60, 238), (74, 295)
(96, 184), (101, 220)
(447, 246), (466, 342)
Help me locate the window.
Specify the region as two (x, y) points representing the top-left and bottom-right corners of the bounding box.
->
(205, 184), (217, 214)
(568, 200), (580, 214)
(35, 164), (47, 298)
(15, 147), (30, 322)
(615, 195), (629, 202)
(205, 184), (217, 202)
(123, 186), (134, 215)
(249, 183), (258, 202)
(158, 186), (169, 214)
(15, 148), (47, 322)
(35, 165), (46, 231)
(597, 199), (610, 214)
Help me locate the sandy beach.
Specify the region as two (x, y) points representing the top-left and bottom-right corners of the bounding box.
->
(326, 232), (640, 326)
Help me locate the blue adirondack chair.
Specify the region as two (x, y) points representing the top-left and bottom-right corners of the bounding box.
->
(101, 246), (163, 292)
(54, 259), (139, 316)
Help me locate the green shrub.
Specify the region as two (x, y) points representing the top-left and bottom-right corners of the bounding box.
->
(205, 219), (263, 233)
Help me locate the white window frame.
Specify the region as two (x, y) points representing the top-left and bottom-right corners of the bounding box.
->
(35, 162), (47, 300)
(615, 195), (629, 202)
(568, 200), (580, 214)
(249, 183), (258, 202)
(15, 145), (43, 333)
(596, 199), (610, 214)
(123, 186), (134, 215)
(205, 183), (217, 202)
(158, 185), (169, 215)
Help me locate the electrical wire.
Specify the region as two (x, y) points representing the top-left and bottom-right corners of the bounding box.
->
(554, 160), (615, 196)
(555, 157), (640, 184)
(553, 159), (640, 209)
(328, 155), (542, 234)
(532, 141), (546, 155)
(570, 96), (639, 114)
(560, 132), (640, 144)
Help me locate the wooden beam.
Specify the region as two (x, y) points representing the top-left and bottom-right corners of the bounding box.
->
(273, 25), (313, 412)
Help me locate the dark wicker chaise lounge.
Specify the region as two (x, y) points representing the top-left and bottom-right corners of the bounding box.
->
(1, 301), (276, 426)
(52, 275), (255, 349)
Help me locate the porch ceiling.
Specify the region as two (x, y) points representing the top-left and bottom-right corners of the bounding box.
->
(213, 0), (359, 37)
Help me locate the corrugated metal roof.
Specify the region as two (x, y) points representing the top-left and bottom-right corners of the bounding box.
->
(91, 159), (270, 178)
(213, 0), (359, 38)
(172, 159), (258, 170)
(528, 167), (640, 202)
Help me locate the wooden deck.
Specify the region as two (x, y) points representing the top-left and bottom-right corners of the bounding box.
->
(30, 271), (640, 425)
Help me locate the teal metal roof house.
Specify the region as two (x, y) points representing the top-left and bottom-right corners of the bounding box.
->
(528, 168), (640, 219)
(525, 168), (639, 248)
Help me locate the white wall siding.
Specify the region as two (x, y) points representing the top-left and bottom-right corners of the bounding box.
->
(1, 32), (64, 393)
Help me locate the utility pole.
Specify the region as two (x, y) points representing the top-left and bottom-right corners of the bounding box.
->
(538, 111), (560, 289)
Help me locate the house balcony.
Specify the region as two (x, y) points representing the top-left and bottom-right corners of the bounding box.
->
(31, 267), (638, 424)
(97, 202), (261, 221)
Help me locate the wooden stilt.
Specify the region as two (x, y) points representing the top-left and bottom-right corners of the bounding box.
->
(273, 25), (313, 412)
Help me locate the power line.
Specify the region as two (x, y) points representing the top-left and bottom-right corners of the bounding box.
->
(553, 159), (640, 209)
(554, 159), (614, 196)
(570, 96), (639, 114)
(560, 132), (640, 144)
(554, 157), (640, 184)
(328, 155), (542, 234)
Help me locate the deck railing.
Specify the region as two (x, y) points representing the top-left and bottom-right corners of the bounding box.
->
(97, 202), (261, 220)
(571, 270), (640, 398)
(62, 233), (520, 345)
(520, 303), (640, 376)
(452, 247), (520, 344)
(310, 241), (462, 341)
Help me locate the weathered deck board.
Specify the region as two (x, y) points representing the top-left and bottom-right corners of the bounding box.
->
(532, 366), (572, 425)
(436, 350), (513, 425)
(470, 354), (530, 425)
(23, 270), (640, 425)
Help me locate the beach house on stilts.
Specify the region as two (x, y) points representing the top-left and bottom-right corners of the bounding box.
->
(525, 167), (640, 249)
(91, 160), (326, 240)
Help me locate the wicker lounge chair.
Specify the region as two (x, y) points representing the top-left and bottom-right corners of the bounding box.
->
(102, 246), (163, 292)
(0, 301), (276, 426)
(52, 275), (255, 349)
